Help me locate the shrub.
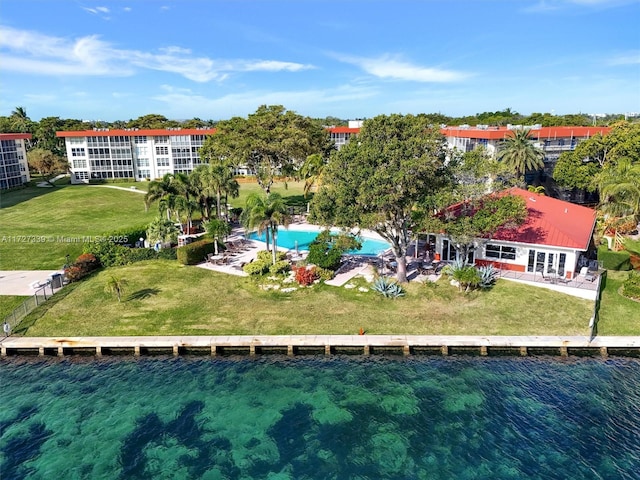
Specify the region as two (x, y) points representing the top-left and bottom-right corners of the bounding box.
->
(64, 253), (101, 283)
(315, 267), (335, 282)
(293, 265), (319, 286)
(372, 277), (405, 298)
(100, 226), (148, 246)
(598, 244), (631, 271)
(477, 265), (498, 289)
(442, 259), (482, 293)
(177, 239), (216, 265)
(306, 230), (362, 270)
(84, 239), (175, 266)
(269, 260), (291, 275)
(243, 260), (270, 275)
(622, 271), (640, 300)
(257, 250), (287, 263)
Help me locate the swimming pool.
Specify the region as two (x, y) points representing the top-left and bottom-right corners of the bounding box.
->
(248, 227), (390, 256)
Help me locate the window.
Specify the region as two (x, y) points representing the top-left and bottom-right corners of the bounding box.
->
(75, 171), (89, 180)
(136, 158), (150, 167)
(156, 157), (170, 167)
(485, 244), (516, 260)
(156, 146), (169, 155)
(71, 147), (86, 157)
(73, 159), (87, 169)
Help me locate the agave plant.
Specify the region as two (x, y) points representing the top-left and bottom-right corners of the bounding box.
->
(372, 276), (405, 298)
(477, 265), (498, 289)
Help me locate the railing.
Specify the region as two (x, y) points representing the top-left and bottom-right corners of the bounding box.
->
(2, 284), (57, 336)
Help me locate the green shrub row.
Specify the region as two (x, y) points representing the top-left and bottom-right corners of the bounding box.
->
(100, 225), (149, 245)
(177, 239), (216, 265)
(598, 244), (631, 271)
(84, 239), (176, 267)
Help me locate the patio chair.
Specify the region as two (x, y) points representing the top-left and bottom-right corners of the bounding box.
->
(579, 266), (596, 282)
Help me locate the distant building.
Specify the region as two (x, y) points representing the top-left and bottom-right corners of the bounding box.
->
(0, 133), (31, 189)
(58, 126), (356, 183)
(56, 128), (215, 183)
(440, 124), (610, 176)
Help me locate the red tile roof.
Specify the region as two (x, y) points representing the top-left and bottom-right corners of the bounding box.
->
(328, 126), (360, 133)
(56, 128), (217, 137)
(440, 126), (610, 140)
(0, 133), (33, 141)
(491, 188), (596, 250)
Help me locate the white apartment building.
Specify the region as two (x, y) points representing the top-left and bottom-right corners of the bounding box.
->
(440, 125), (611, 175)
(57, 128), (215, 183)
(0, 133), (31, 189)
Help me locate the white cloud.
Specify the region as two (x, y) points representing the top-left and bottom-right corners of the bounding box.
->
(123, 7), (132, 12)
(0, 25), (315, 82)
(524, 0), (634, 12)
(336, 54), (469, 83)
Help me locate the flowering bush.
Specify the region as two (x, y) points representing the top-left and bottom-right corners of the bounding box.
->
(64, 253), (101, 283)
(293, 265), (319, 286)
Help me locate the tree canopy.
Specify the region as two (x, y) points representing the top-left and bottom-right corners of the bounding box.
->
(199, 105), (331, 193)
(310, 113), (452, 282)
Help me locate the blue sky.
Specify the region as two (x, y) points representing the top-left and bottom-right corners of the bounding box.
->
(1, 0), (638, 122)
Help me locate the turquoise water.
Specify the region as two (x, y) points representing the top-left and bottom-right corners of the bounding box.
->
(248, 228), (390, 255)
(1, 356), (639, 479)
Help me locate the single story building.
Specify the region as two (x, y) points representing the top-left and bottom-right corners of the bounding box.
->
(430, 188), (597, 280)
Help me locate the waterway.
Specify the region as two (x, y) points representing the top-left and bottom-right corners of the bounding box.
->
(1, 356), (638, 479)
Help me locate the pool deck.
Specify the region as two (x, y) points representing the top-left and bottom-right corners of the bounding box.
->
(2, 335), (640, 357)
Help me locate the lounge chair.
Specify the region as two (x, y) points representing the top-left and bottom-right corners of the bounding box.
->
(579, 266), (596, 282)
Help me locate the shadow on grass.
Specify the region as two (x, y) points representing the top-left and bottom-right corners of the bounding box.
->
(0, 179), (70, 209)
(285, 193), (313, 208)
(127, 288), (161, 301)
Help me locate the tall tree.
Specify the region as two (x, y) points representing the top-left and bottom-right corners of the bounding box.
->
(241, 192), (291, 264)
(200, 105), (330, 193)
(310, 114), (452, 283)
(595, 157), (640, 220)
(199, 162), (239, 219)
(299, 153), (327, 198)
(26, 148), (68, 185)
(144, 174), (181, 219)
(497, 129), (544, 184)
(10, 106), (32, 134)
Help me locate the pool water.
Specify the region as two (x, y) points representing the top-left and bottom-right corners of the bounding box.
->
(249, 227), (390, 255)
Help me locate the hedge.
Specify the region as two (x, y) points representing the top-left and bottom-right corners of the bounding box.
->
(177, 239), (216, 265)
(598, 244), (631, 271)
(84, 239), (176, 267)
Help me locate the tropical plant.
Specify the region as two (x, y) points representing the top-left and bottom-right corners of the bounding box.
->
(594, 157), (640, 221)
(442, 259), (482, 293)
(299, 153), (327, 198)
(241, 192), (291, 264)
(104, 276), (128, 302)
(144, 174), (180, 219)
(497, 129), (545, 183)
(477, 264), (498, 289)
(197, 162), (239, 219)
(372, 277), (405, 298)
(306, 230), (362, 271)
(146, 217), (179, 246)
(204, 218), (232, 255)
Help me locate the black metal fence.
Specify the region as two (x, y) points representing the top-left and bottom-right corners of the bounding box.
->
(2, 283), (58, 336)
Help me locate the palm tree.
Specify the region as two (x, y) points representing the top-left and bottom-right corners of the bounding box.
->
(104, 276), (128, 302)
(10, 106), (31, 134)
(200, 162), (239, 219)
(144, 173), (179, 217)
(146, 217), (179, 246)
(595, 157), (640, 220)
(205, 218), (232, 255)
(497, 129), (544, 184)
(241, 192), (291, 264)
(299, 153), (326, 198)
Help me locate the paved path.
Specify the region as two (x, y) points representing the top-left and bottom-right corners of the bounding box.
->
(0, 270), (63, 296)
(88, 185), (146, 194)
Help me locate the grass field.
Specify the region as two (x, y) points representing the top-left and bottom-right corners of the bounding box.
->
(0, 184), (156, 270)
(596, 270), (640, 335)
(19, 260), (597, 337)
(0, 296), (29, 322)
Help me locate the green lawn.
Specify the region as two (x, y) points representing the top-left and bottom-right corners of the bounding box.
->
(231, 179), (311, 210)
(0, 296), (29, 322)
(596, 270), (640, 335)
(19, 260), (596, 337)
(0, 184), (156, 270)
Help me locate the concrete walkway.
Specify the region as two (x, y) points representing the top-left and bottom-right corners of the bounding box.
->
(0, 270), (63, 296)
(88, 185), (146, 194)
